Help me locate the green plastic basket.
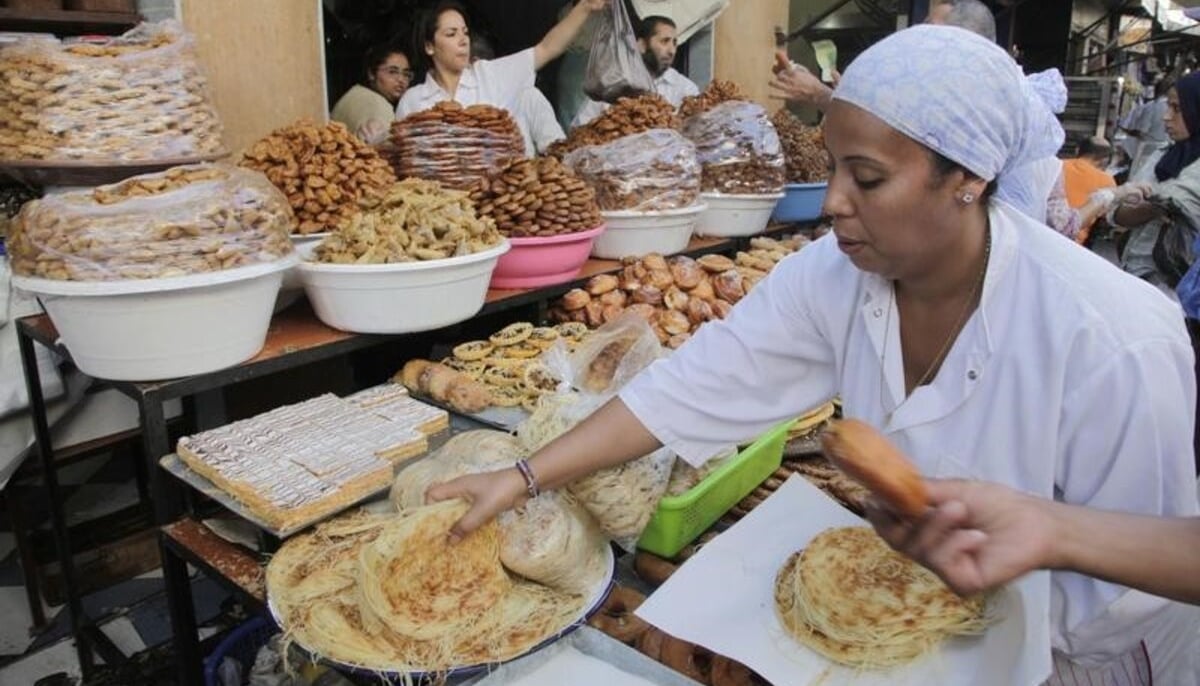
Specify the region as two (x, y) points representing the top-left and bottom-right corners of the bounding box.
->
(638, 420), (795, 557)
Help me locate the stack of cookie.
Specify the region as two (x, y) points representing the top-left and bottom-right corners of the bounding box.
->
(439, 321), (590, 412)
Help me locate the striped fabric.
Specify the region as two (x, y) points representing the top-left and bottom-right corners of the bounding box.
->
(1047, 642), (1151, 686)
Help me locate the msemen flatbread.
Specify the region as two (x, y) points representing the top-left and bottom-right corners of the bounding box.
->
(773, 527), (989, 669)
(358, 501), (510, 641)
(267, 504), (596, 673)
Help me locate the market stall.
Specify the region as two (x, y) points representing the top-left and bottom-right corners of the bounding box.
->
(0, 10), (972, 686)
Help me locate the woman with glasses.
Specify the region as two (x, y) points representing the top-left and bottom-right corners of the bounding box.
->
(331, 42), (413, 145)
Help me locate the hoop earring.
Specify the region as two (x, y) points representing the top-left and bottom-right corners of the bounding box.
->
(960, 192), (976, 204)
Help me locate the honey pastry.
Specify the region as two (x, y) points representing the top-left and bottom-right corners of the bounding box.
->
(484, 366), (523, 388)
(632, 286), (664, 306)
(661, 310), (692, 336)
(599, 289), (628, 308)
(663, 286), (690, 311)
(669, 256), (703, 290)
(712, 300), (734, 319)
(690, 278), (716, 303)
(646, 269), (675, 291)
(523, 364), (560, 394)
(555, 322), (589, 339)
(502, 343), (542, 360)
(642, 253), (669, 272)
(489, 322), (534, 347)
(561, 289), (591, 311)
(586, 274), (619, 296)
(686, 299), (715, 326)
(601, 304), (625, 325)
(625, 303), (659, 324)
(584, 301), (606, 328)
(713, 270), (746, 304)
(490, 386), (525, 407)
(697, 254), (736, 273)
(735, 251), (775, 272)
(399, 359), (433, 391)
(483, 356), (529, 371)
(528, 327), (560, 349)
(453, 340), (494, 362)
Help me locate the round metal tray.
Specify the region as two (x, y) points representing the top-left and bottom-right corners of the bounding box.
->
(270, 542), (617, 682)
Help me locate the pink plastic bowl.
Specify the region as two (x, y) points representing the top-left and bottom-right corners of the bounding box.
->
(489, 224), (607, 289)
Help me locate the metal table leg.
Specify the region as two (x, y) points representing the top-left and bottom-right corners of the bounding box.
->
(159, 533), (203, 686)
(138, 393), (176, 524)
(17, 327), (94, 677)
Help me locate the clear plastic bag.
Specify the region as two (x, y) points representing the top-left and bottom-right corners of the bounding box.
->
(7, 164), (295, 281)
(389, 430), (526, 511)
(516, 314), (672, 550)
(683, 101), (786, 194)
(564, 129), (702, 211)
(0, 21), (226, 162)
(583, 0), (656, 103)
(497, 491), (608, 595)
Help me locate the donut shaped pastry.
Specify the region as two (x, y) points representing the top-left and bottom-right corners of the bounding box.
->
(660, 634), (714, 684)
(587, 586), (649, 645)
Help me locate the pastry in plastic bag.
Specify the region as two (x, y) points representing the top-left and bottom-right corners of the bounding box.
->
(564, 129), (701, 211)
(387, 102), (525, 191)
(8, 164), (294, 281)
(683, 101), (786, 194)
(0, 21), (225, 162)
(582, 0), (655, 103)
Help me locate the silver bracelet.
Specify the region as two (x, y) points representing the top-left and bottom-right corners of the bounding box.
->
(514, 459), (539, 499)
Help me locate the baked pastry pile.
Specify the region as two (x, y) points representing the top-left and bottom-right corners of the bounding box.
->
(388, 102), (524, 191)
(548, 94), (680, 158)
(468, 156), (602, 237)
(549, 236), (809, 346)
(772, 110), (830, 184)
(0, 21), (225, 162)
(241, 120), (396, 235)
(8, 164), (294, 281)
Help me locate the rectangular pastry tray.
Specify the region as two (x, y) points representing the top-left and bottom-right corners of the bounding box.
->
(161, 412), (489, 539)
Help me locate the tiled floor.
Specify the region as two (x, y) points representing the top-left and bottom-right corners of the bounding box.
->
(0, 448), (238, 685)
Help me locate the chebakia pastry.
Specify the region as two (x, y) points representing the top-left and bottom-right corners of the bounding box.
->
(773, 527), (990, 669)
(267, 502), (594, 672)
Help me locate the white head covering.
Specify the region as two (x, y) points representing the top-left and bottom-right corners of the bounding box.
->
(1026, 68), (1068, 114)
(832, 25), (1064, 196)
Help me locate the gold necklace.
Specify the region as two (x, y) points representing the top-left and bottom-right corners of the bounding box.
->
(879, 228), (991, 420)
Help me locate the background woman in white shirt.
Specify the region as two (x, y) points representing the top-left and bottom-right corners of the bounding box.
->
(396, 0), (608, 120)
(431, 25), (1199, 684)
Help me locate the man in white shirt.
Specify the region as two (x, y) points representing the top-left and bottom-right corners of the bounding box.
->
(571, 15), (699, 128)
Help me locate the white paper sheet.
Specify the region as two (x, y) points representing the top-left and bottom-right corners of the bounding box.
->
(635, 476), (1052, 686)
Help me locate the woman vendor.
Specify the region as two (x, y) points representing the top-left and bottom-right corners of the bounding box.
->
(330, 43), (412, 144)
(430, 26), (1200, 684)
(396, 0), (608, 119)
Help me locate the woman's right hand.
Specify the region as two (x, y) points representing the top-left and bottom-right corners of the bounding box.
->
(426, 467), (529, 542)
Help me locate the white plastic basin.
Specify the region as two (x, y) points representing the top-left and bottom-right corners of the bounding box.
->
(695, 192), (785, 238)
(591, 204), (706, 260)
(12, 255), (298, 381)
(295, 241), (510, 334)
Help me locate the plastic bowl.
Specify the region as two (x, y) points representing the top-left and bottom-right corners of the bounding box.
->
(695, 192), (786, 238)
(772, 183), (828, 223)
(12, 255), (298, 381)
(490, 224), (605, 289)
(276, 232), (332, 312)
(590, 205), (706, 260)
(295, 241), (510, 334)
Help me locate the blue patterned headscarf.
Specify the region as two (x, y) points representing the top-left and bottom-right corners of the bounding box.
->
(832, 25), (1064, 197)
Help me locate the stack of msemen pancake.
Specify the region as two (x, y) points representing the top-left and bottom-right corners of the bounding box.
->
(774, 527), (989, 669)
(176, 391), (446, 530)
(784, 400), (837, 456)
